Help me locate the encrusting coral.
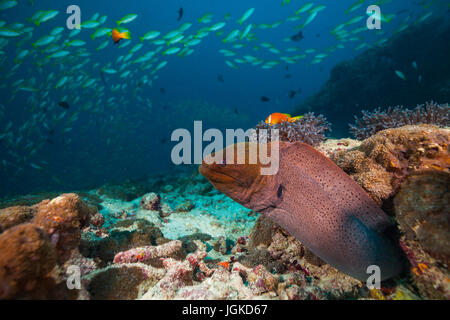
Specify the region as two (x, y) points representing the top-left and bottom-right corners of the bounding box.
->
(350, 101), (449, 140)
(331, 124), (450, 205)
(252, 112), (331, 146)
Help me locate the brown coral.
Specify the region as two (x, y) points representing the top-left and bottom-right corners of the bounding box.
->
(0, 206), (36, 232)
(34, 193), (91, 263)
(331, 125), (450, 206)
(394, 171), (450, 265)
(0, 223), (57, 299)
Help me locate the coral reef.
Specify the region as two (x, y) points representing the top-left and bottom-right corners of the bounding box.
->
(0, 146), (447, 300)
(293, 18), (450, 137)
(330, 125), (449, 299)
(252, 112), (331, 146)
(331, 125), (449, 205)
(0, 193), (99, 299)
(243, 215), (361, 299)
(350, 102), (450, 139)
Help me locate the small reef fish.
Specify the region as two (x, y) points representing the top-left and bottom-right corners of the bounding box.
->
(112, 28), (130, 44)
(238, 8), (255, 25)
(177, 8), (184, 21)
(217, 261), (230, 269)
(117, 13), (138, 25)
(265, 113), (303, 124)
(199, 142), (404, 282)
(395, 70), (406, 80)
(58, 101), (70, 109)
(290, 30), (304, 41)
(345, 0), (365, 14)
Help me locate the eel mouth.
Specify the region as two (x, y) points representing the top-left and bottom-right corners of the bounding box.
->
(198, 165), (245, 187)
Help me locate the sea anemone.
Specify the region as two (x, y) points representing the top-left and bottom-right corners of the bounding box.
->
(251, 112), (331, 146)
(349, 101), (450, 140)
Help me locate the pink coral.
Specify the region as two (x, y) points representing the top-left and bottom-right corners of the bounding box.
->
(113, 240), (184, 266)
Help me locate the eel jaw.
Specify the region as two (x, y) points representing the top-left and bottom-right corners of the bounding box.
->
(198, 165), (251, 204)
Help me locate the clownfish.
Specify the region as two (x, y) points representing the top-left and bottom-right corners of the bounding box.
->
(265, 113), (303, 125)
(112, 28), (131, 44)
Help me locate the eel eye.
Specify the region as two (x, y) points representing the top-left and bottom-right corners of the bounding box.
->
(277, 184), (283, 198)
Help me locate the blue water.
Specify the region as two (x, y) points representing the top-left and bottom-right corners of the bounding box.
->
(0, 0), (448, 196)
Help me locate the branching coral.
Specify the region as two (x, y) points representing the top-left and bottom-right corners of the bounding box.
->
(252, 112), (331, 146)
(350, 101), (450, 140)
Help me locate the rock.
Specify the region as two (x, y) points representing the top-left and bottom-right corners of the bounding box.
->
(173, 268), (254, 300)
(142, 258), (194, 300)
(0, 223), (57, 299)
(79, 219), (167, 263)
(175, 199), (195, 212)
(395, 170), (450, 265)
(400, 239), (450, 299)
(239, 248), (285, 274)
(140, 192), (161, 211)
(84, 263), (165, 300)
(97, 179), (152, 201)
(113, 240), (186, 267)
(163, 185), (174, 193)
(34, 193), (91, 263)
(393, 170), (450, 299)
(247, 265), (279, 295)
(245, 215), (361, 298)
(159, 202), (173, 218)
(0, 206), (35, 232)
(89, 212), (105, 228)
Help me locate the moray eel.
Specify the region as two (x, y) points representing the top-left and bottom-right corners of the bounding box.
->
(199, 142), (404, 282)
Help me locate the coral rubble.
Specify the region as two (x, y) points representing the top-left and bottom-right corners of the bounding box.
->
(252, 112), (331, 146)
(350, 102), (450, 140)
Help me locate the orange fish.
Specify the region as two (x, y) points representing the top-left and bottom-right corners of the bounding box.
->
(265, 113), (303, 125)
(217, 261), (230, 269)
(112, 28), (131, 44)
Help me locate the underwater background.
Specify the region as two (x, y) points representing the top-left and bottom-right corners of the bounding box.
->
(0, 0), (449, 300)
(0, 0), (448, 197)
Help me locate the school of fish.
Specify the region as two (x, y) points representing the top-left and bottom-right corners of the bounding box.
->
(0, 0), (444, 176)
